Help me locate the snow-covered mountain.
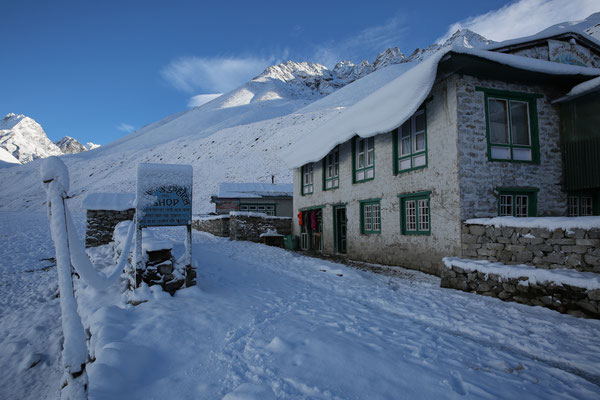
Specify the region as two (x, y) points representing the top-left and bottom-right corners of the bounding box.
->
(0, 113), (62, 163)
(0, 16), (596, 214)
(55, 136), (87, 154)
(85, 142), (101, 150)
(0, 147), (20, 168)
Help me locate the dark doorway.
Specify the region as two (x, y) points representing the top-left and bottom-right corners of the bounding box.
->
(334, 206), (347, 254)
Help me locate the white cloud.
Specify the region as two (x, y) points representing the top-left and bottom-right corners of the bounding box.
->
(437, 0), (600, 43)
(313, 15), (408, 67)
(161, 56), (274, 94)
(117, 123), (135, 133)
(187, 93), (223, 108)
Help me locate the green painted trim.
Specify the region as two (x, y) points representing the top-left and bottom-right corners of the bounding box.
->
(301, 164), (314, 196)
(393, 109), (428, 174)
(321, 158), (326, 192)
(496, 187), (538, 217)
(399, 192), (431, 235)
(333, 205), (347, 254)
(481, 88), (541, 164)
(359, 199), (382, 234)
(567, 190), (600, 216)
(352, 136), (375, 183)
(475, 87), (543, 99)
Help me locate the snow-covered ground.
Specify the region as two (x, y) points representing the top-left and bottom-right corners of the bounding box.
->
(1, 211), (600, 399)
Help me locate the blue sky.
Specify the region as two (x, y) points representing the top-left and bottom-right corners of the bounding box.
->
(1, 0), (598, 145)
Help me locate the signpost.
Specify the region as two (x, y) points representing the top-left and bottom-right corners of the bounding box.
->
(135, 163), (195, 289)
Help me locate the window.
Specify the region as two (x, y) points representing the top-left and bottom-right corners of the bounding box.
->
(360, 199), (381, 234)
(497, 188), (538, 217)
(301, 163), (313, 195)
(353, 137), (375, 182)
(323, 146), (339, 190)
(478, 88), (540, 163)
(568, 195), (594, 216)
(240, 203), (276, 216)
(399, 192), (431, 235)
(394, 110), (427, 173)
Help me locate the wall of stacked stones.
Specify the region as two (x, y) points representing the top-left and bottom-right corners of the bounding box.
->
(192, 217), (230, 237)
(229, 215), (292, 242)
(441, 264), (600, 319)
(86, 209), (135, 248)
(462, 224), (600, 273)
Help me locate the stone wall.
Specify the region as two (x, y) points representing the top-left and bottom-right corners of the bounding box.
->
(192, 216), (230, 237)
(462, 223), (600, 273)
(229, 214), (292, 243)
(86, 209), (135, 248)
(456, 75), (566, 219)
(441, 264), (600, 319)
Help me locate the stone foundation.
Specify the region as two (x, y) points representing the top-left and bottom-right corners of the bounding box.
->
(462, 223), (600, 273)
(192, 216), (230, 237)
(86, 209), (135, 248)
(441, 263), (600, 319)
(229, 213), (292, 243)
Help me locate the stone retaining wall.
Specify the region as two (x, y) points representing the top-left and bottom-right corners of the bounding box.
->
(441, 264), (600, 319)
(86, 209), (135, 248)
(462, 224), (600, 273)
(229, 215), (292, 243)
(192, 217), (230, 237)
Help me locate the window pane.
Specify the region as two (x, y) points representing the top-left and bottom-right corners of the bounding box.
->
(415, 112), (425, 133)
(515, 195), (528, 217)
(373, 204), (380, 231)
(365, 168), (374, 179)
(367, 149), (374, 166)
(581, 197), (593, 216)
(356, 170), (364, 181)
(413, 154), (426, 167)
(568, 196), (579, 217)
(405, 200), (416, 231)
(510, 101), (530, 146)
(418, 199), (429, 231)
(401, 137), (410, 156)
(399, 158), (411, 170)
(489, 99), (509, 144)
(512, 148), (532, 161)
(500, 195), (513, 216)
(358, 153), (364, 168)
(367, 137), (374, 151)
(414, 132), (425, 152)
(491, 146), (510, 159)
(364, 204), (372, 231)
(401, 121), (411, 138)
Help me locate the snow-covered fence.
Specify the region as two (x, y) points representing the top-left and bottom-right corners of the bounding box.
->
(442, 257), (600, 319)
(462, 217), (600, 272)
(41, 157), (136, 399)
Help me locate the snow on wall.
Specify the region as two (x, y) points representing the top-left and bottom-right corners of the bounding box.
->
(466, 216), (600, 230)
(218, 182), (293, 198)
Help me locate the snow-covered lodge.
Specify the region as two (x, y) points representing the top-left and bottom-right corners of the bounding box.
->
(210, 182), (293, 217)
(284, 26), (600, 275)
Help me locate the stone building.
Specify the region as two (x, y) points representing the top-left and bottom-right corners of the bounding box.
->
(83, 193), (136, 248)
(282, 28), (600, 276)
(210, 182), (293, 217)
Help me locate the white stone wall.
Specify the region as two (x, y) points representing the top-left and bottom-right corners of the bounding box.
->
(293, 76), (462, 275)
(456, 75), (566, 219)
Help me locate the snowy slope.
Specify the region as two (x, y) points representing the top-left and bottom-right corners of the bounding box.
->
(0, 113), (63, 163)
(0, 147), (20, 168)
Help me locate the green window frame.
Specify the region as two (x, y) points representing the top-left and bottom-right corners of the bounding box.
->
(301, 163), (314, 195)
(393, 109), (427, 174)
(497, 187), (538, 217)
(360, 199), (381, 234)
(398, 191), (431, 235)
(477, 87), (541, 164)
(352, 137), (375, 183)
(322, 146), (339, 190)
(239, 203), (276, 216)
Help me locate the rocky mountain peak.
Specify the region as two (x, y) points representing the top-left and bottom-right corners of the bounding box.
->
(0, 113), (63, 163)
(55, 136), (87, 154)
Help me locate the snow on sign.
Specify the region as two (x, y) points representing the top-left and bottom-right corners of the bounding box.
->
(137, 163), (193, 227)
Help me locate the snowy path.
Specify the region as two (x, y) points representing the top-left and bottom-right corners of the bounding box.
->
(1, 212), (600, 399)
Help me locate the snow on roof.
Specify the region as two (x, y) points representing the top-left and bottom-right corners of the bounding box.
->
(486, 12), (600, 51)
(553, 76), (600, 103)
(82, 193), (136, 211)
(465, 216), (600, 231)
(282, 46), (600, 169)
(218, 182), (293, 198)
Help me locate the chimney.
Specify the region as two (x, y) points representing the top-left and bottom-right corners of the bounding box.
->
(271, 174), (275, 184)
